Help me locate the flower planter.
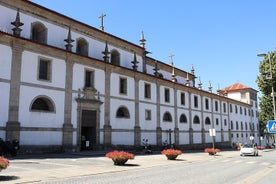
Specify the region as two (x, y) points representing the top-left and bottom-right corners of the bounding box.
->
(105, 150), (134, 166)
(0, 156), (9, 172)
(112, 158), (129, 165)
(204, 148), (220, 155)
(208, 152), (216, 155)
(166, 154), (178, 160)
(161, 148), (182, 160)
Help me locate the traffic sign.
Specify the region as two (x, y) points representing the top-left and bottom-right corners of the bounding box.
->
(267, 120), (276, 133)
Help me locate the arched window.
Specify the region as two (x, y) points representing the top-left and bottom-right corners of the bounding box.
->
(111, 49), (120, 65)
(76, 38), (88, 56)
(236, 121), (239, 130)
(205, 117), (211, 125)
(30, 96), (55, 112)
(193, 115), (200, 124)
(116, 106), (130, 118)
(163, 112), (172, 122)
(31, 22), (47, 44)
(179, 114), (187, 123)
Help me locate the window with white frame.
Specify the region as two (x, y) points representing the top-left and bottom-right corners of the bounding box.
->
(144, 83), (151, 99)
(38, 57), (51, 81)
(145, 110), (151, 120)
(119, 77), (127, 94)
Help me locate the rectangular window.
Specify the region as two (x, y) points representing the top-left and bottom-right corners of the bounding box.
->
(144, 83), (151, 99)
(194, 95), (198, 108)
(38, 58), (51, 81)
(215, 101), (218, 111)
(230, 104), (232, 113)
(84, 70), (94, 88)
(205, 98), (209, 110)
(216, 118), (219, 125)
(145, 110), (151, 120)
(165, 88), (170, 102)
(180, 92), (185, 105)
(119, 77), (127, 94)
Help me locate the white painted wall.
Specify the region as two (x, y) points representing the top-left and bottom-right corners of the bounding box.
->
(19, 86), (65, 128)
(110, 73), (135, 99)
(159, 85), (174, 105)
(139, 103), (157, 130)
(0, 45), (12, 79)
(0, 83), (9, 126)
(179, 132), (189, 144)
(21, 51), (66, 88)
(20, 131), (62, 145)
(72, 63), (105, 93)
(112, 132), (134, 145)
(110, 99), (135, 129)
(138, 80), (157, 103)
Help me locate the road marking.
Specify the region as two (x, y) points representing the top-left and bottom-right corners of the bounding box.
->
(246, 161), (256, 164)
(233, 164), (276, 184)
(260, 162), (271, 166)
(234, 160), (243, 163)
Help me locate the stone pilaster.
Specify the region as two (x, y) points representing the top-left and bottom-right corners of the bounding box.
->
(103, 125), (112, 146)
(202, 128), (205, 144)
(134, 75), (140, 147)
(156, 127), (162, 146)
(156, 80), (161, 146)
(104, 67), (111, 145)
(134, 126), (141, 147)
(189, 128), (193, 144)
(6, 38), (23, 141)
(62, 56), (74, 152)
(174, 128), (179, 145)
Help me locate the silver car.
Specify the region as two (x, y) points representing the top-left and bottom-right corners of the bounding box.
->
(240, 144), (258, 156)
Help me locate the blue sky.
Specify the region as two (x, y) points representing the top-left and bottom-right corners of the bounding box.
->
(30, 0), (276, 93)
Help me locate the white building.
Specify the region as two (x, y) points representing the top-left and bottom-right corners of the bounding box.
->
(0, 0), (259, 153)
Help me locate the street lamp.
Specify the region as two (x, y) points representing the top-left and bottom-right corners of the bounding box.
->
(257, 53), (276, 120)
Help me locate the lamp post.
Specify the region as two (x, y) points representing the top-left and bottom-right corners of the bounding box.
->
(257, 53), (276, 120)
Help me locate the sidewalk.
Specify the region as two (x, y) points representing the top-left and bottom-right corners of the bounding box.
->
(0, 150), (243, 183)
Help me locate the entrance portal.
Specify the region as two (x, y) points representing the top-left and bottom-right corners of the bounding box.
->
(81, 110), (96, 150)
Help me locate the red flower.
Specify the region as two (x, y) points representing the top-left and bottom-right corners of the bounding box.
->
(204, 147), (221, 154)
(161, 148), (182, 156)
(105, 150), (134, 160)
(0, 156), (9, 171)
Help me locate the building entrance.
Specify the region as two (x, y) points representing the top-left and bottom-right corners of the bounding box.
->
(81, 110), (96, 150)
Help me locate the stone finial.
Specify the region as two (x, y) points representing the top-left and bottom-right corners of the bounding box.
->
(208, 81), (212, 92)
(64, 26), (74, 51)
(140, 31), (146, 48)
(153, 60), (160, 77)
(11, 9), (24, 36)
(102, 41), (110, 62)
(191, 65), (195, 75)
(131, 52), (139, 71)
(198, 77), (202, 90)
(170, 61), (177, 82)
(185, 73), (190, 86)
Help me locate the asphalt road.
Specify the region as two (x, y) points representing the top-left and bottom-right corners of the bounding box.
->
(1, 149), (276, 184)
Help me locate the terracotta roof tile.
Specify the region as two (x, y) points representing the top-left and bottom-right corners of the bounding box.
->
(220, 82), (250, 92)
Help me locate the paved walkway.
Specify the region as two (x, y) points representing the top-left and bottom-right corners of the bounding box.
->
(0, 149), (254, 183)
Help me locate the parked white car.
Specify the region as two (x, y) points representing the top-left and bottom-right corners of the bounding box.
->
(240, 144), (258, 156)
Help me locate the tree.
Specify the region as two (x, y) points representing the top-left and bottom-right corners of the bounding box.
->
(256, 50), (276, 144)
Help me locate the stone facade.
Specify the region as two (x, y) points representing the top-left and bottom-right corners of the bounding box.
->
(0, 0), (259, 153)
